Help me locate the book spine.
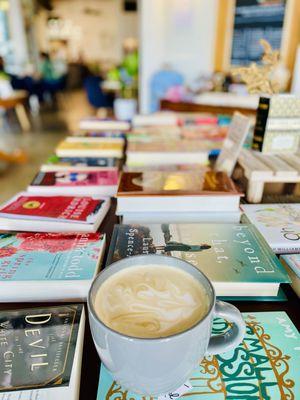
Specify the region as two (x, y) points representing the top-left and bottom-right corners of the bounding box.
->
(248, 223), (290, 278)
(105, 225), (119, 266)
(272, 246), (300, 254)
(252, 97), (270, 152)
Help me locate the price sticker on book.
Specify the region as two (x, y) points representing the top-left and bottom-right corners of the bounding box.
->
(157, 381), (192, 400)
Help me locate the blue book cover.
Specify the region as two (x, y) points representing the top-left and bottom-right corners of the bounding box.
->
(0, 232), (105, 281)
(97, 312), (300, 399)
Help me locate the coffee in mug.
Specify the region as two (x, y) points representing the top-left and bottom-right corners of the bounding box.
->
(88, 255), (245, 396)
(94, 264), (210, 338)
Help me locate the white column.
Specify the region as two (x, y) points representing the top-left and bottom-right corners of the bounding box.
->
(8, 0), (29, 68)
(139, 0), (218, 114)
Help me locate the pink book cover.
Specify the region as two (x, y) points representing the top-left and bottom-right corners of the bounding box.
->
(31, 170), (119, 187)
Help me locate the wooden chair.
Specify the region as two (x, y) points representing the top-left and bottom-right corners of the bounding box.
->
(0, 90), (31, 132)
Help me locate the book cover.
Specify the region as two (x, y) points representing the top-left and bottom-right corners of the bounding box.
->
(45, 155), (119, 168)
(0, 304), (82, 392)
(117, 171), (240, 196)
(127, 139), (212, 153)
(252, 95), (300, 152)
(97, 312), (300, 399)
(0, 232), (105, 281)
(268, 95), (300, 118)
(0, 194), (103, 222)
(214, 112), (251, 176)
(79, 118), (130, 131)
(31, 170), (118, 188)
(56, 141), (123, 152)
(75, 131), (125, 138)
(261, 131), (300, 153)
(181, 125), (227, 141)
(107, 223), (289, 288)
(241, 204), (300, 253)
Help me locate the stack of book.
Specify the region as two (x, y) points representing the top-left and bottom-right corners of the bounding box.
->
(116, 170), (242, 223)
(126, 138), (212, 168)
(180, 114), (230, 146)
(252, 94), (300, 153)
(126, 113), (231, 169)
(30, 134), (125, 198)
(1, 112), (300, 400)
(0, 116), (131, 399)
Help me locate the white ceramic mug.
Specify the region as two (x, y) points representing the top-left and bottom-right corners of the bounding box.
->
(88, 255), (245, 396)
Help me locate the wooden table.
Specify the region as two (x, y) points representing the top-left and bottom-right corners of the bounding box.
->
(79, 201), (300, 399)
(160, 99), (258, 117)
(1, 200), (299, 399)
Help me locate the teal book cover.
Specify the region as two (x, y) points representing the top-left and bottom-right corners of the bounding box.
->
(0, 232), (105, 281)
(97, 312), (300, 399)
(107, 224), (289, 288)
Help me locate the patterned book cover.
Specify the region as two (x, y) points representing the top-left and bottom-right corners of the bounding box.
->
(0, 304), (82, 392)
(261, 131), (300, 153)
(107, 224), (289, 290)
(31, 170), (118, 187)
(241, 204), (300, 253)
(268, 95), (300, 118)
(97, 312), (300, 399)
(0, 194), (103, 222)
(117, 171), (240, 196)
(0, 232), (105, 281)
(252, 95), (300, 152)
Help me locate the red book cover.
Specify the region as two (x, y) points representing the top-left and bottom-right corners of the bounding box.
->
(31, 170), (118, 187)
(0, 195), (102, 221)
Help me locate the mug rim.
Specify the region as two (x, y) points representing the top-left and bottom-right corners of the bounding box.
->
(88, 254), (216, 341)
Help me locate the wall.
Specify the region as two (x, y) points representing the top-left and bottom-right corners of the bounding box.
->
(35, 0), (139, 64)
(139, 0), (218, 113)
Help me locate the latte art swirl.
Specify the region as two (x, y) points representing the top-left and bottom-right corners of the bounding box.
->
(95, 265), (209, 338)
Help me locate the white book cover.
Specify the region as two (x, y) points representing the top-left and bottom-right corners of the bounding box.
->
(132, 112), (178, 127)
(79, 118), (130, 131)
(241, 203), (300, 253)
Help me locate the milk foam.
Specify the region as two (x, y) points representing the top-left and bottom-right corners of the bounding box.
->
(95, 265), (209, 338)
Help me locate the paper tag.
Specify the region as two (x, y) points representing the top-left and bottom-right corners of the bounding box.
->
(158, 381), (192, 400)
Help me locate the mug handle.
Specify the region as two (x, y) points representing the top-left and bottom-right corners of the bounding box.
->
(206, 300), (246, 355)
